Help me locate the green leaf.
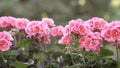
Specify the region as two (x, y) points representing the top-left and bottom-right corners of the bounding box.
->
(48, 45), (61, 52)
(19, 38), (33, 48)
(36, 53), (47, 62)
(56, 44), (66, 50)
(117, 61), (120, 68)
(45, 63), (58, 68)
(63, 64), (83, 68)
(52, 51), (63, 59)
(71, 53), (80, 60)
(99, 48), (114, 57)
(14, 61), (28, 68)
(74, 41), (79, 48)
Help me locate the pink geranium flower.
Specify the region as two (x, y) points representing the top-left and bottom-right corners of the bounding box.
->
(65, 19), (91, 36)
(58, 35), (71, 44)
(85, 17), (107, 31)
(0, 16), (16, 27)
(42, 18), (55, 26)
(51, 25), (64, 36)
(0, 39), (11, 51)
(0, 31), (13, 51)
(79, 32), (102, 53)
(25, 21), (40, 36)
(0, 31), (14, 41)
(15, 18), (29, 29)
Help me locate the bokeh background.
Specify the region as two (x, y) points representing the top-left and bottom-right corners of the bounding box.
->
(0, 0), (120, 25)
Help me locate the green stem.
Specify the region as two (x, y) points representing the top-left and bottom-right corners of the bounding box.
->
(0, 52), (7, 67)
(70, 54), (75, 65)
(44, 44), (47, 52)
(13, 35), (17, 46)
(81, 49), (86, 68)
(18, 33), (22, 46)
(115, 42), (119, 61)
(39, 42), (44, 51)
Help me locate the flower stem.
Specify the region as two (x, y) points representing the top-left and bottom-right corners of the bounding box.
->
(18, 33), (22, 46)
(115, 42), (119, 61)
(0, 52), (7, 67)
(81, 49), (86, 68)
(13, 35), (17, 46)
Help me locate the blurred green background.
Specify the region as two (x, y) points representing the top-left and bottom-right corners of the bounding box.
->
(0, 0), (120, 25)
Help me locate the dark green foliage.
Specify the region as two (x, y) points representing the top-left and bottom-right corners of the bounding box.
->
(99, 48), (114, 57)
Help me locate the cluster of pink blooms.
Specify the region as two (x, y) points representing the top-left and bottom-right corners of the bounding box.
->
(0, 16), (120, 53)
(52, 17), (120, 53)
(0, 31), (13, 51)
(101, 21), (120, 46)
(0, 16), (29, 29)
(25, 18), (55, 43)
(0, 16), (55, 51)
(78, 32), (102, 52)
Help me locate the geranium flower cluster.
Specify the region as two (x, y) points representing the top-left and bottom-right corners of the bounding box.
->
(25, 18), (55, 43)
(52, 17), (120, 53)
(101, 21), (120, 46)
(0, 16), (55, 51)
(0, 16), (29, 29)
(0, 31), (13, 51)
(0, 16), (120, 53)
(54, 18), (105, 53)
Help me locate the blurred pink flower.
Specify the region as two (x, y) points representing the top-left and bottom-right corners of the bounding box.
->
(25, 21), (41, 36)
(85, 17), (107, 31)
(0, 39), (11, 51)
(15, 18), (29, 29)
(79, 32), (102, 53)
(0, 31), (13, 51)
(58, 35), (71, 44)
(51, 25), (64, 36)
(25, 20), (51, 44)
(0, 16), (16, 27)
(0, 31), (14, 41)
(65, 19), (90, 35)
(42, 18), (55, 26)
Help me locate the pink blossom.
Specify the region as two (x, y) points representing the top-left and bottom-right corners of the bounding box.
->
(7, 16), (16, 26)
(0, 20), (8, 27)
(111, 28), (120, 40)
(26, 21), (50, 36)
(0, 31), (13, 51)
(92, 45), (102, 53)
(15, 18), (29, 29)
(51, 25), (64, 36)
(63, 25), (71, 35)
(101, 29), (111, 40)
(89, 32), (101, 40)
(65, 19), (91, 35)
(78, 24), (87, 35)
(58, 35), (71, 44)
(51, 27), (58, 36)
(25, 20), (51, 43)
(0, 31), (14, 41)
(110, 20), (120, 28)
(25, 21), (41, 36)
(0, 39), (11, 51)
(101, 24), (120, 44)
(79, 32), (102, 53)
(42, 18), (55, 26)
(0, 16), (16, 27)
(0, 16), (9, 27)
(85, 17), (107, 31)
